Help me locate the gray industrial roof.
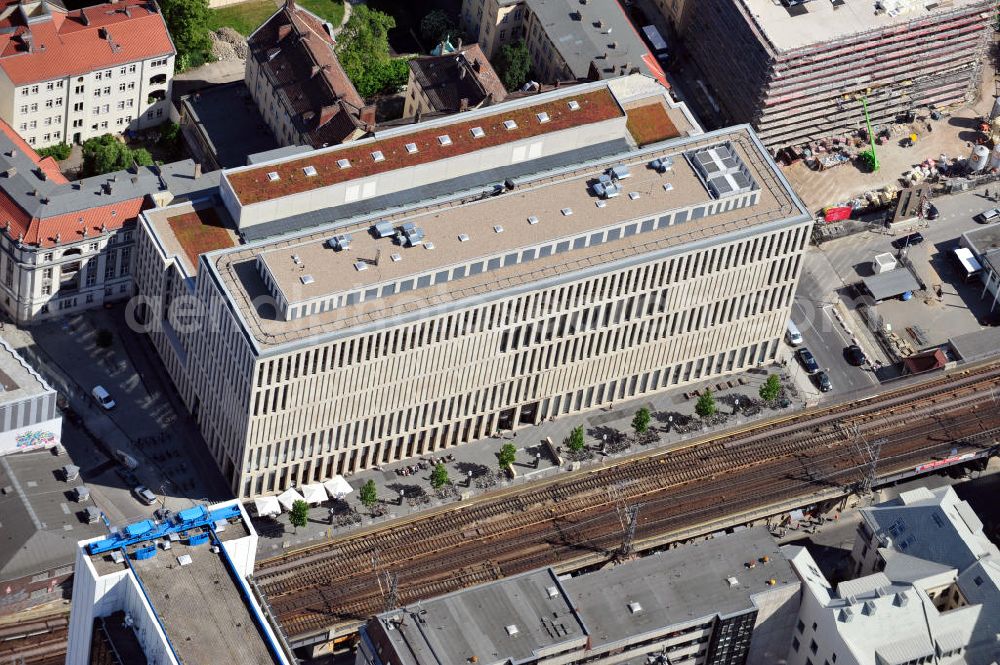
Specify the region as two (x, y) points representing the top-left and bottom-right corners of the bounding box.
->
(962, 224), (1000, 257)
(372, 567), (585, 665)
(525, 0), (657, 80)
(0, 449), (106, 582)
(564, 526), (797, 649)
(0, 337), (51, 408)
(862, 268), (920, 301)
(370, 527), (798, 665)
(948, 326), (1000, 361)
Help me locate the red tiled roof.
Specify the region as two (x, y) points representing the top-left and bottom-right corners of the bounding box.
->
(227, 87), (624, 205)
(0, 194), (145, 248)
(0, 117), (68, 184)
(0, 0), (174, 85)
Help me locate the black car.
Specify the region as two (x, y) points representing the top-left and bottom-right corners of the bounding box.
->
(796, 347), (820, 374)
(891, 232), (924, 250)
(815, 371), (832, 392)
(845, 344), (867, 366)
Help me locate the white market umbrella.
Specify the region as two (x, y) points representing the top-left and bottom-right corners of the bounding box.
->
(323, 475), (353, 499)
(253, 495), (281, 517)
(300, 483), (327, 505)
(276, 487), (305, 512)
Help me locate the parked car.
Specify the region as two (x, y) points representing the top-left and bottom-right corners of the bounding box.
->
(796, 347), (820, 374)
(91, 385), (115, 410)
(845, 344), (867, 366)
(975, 208), (1000, 224)
(785, 320), (803, 346)
(132, 485), (157, 506)
(891, 232), (924, 249)
(814, 371), (832, 393)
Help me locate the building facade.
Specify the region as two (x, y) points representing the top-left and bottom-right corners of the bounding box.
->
(460, 0), (667, 86)
(0, 0), (174, 148)
(246, 1), (373, 149)
(680, 0), (994, 151)
(135, 77), (807, 499)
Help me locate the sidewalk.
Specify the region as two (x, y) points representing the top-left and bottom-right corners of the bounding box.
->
(252, 362), (805, 556)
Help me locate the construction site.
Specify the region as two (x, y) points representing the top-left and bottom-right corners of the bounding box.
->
(682, 0), (996, 155)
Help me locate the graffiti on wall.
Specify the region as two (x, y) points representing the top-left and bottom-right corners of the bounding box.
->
(15, 430), (56, 450)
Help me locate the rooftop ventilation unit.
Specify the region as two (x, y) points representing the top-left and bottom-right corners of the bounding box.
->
(561, 207), (573, 216)
(470, 126), (485, 138)
(505, 624), (519, 636)
(337, 158), (350, 169)
(596, 200), (606, 208)
(373, 221), (395, 238)
(567, 100), (580, 111)
(405, 143), (418, 154)
(400, 222), (425, 247)
(628, 191), (640, 200)
(354, 261), (368, 272)
(437, 135), (452, 146)
(371, 150), (385, 162)
(663, 183), (673, 191)
(546, 586), (559, 598)
(527, 215), (539, 225)
(536, 112), (550, 123)
(503, 119), (517, 130)
(291, 254), (301, 264)
(493, 224), (504, 233)
(390, 253), (401, 262)
(726, 576), (739, 588)
(424, 241), (435, 250)
(326, 234), (352, 251)
(609, 164), (631, 180)
(267, 171), (280, 182)
(627, 602), (642, 614)
(458, 233), (470, 242)
(650, 156), (673, 173)
(300, 274), (314, 285)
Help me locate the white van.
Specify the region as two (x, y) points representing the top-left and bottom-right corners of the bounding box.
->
(785, 321), (803, 346)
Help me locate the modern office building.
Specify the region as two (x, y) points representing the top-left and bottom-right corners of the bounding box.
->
(403, 43), (507, 119)
(357, 527), (800, 665)
(0, 118), (214, 324)
(0, 0), (174, 148)
(135, 74), (809, 499)
(784, 485), (1000, 665)
(246, 0), (374, 149)
(681, 0), (994, 151)
(459, 0), (668, 86)
(66, 501), (294, 665)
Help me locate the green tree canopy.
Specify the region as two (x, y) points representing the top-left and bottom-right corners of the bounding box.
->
(359, 479), (378, 508)
(494, 40), (531, 91)
(759, 374), (782, 403)
(159, 0), (211, 71)
(430, 463), (450, 489)
(632, 407), (651, 435)
(420, 9), (457, 48)
(566, 426), (585, 453)
(695, 389), (717, 418)
(289, 499), (309, 531)
(37, 142), (71, 161)
(336, 6), (397, 97)
(81, 135), (153, 177)
(498, 442), (517, 470)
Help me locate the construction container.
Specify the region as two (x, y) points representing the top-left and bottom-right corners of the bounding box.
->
(969, 144), (990, 172)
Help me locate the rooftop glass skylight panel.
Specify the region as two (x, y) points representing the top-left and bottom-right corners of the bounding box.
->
(371, 150), (385, 162)
(567, 100), (580, 111)
(390, 253), (401, 262)
(536, 112), (550, 123)
(527, 215), (538, 225)
(457, 233), (470, 242)
(337, 158), (350, 169)
(437, 135), (452, 146)
(300, 274), (314, 285)
(405, 143), (418, 154)
(424, 241), (435, 249)
(266, 171), (280, 182)
(470, 126), (485, 138)
(561, 207), (573, 216)
(353, 261), (368, 271)
(503, 119), (517, 130)
(493, 224), (504, 233)
(302, 166), (317, 177)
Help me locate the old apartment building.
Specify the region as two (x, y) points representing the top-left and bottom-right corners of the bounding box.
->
(246, 0), (373, 149)
(134, 75), (808, 499)
(680, 0), (994, 151)
(403, 43), (507, 119)
(460, 0), (666, 85)
(0, 0), (174, 148)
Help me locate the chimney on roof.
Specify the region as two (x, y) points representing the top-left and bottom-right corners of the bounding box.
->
(359, 104), (375, 128)
(193, 162), (202, 178)
(459, 97), (469, 112)
(473, 58), (481, 73)
(54, 232), (60, 243)
(458, 64), (467, 80)
(4, 167), (15, 178)
(278, 24), (292, 41)
(7, 150), (15, 158)
(80, 8), (89, 25)
(99, 27), (111, 41)
(311, 64), (321, 78)
(82, 225), (88, 237)
(36, 167), (45, 181)
(456, 37), (462, 50)
(318, 104), (337, 127)
(21, 32), (33, 53)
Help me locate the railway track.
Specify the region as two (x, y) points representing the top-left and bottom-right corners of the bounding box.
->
(255, 362), (1000, 639)
(0, 613), (68, 665)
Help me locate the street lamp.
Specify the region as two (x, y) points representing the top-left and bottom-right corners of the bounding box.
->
(733, 398), (740, 415)
(667, 415), (674, 431)
(399, 489), (405, 506)
(467, 470), (474, 487)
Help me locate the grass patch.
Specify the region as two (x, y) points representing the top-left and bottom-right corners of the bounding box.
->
(167, 208), (235, 270)
(208, 0), (280, 35)
(625, 102), (680, 147)
(297, 0), (344, 26)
